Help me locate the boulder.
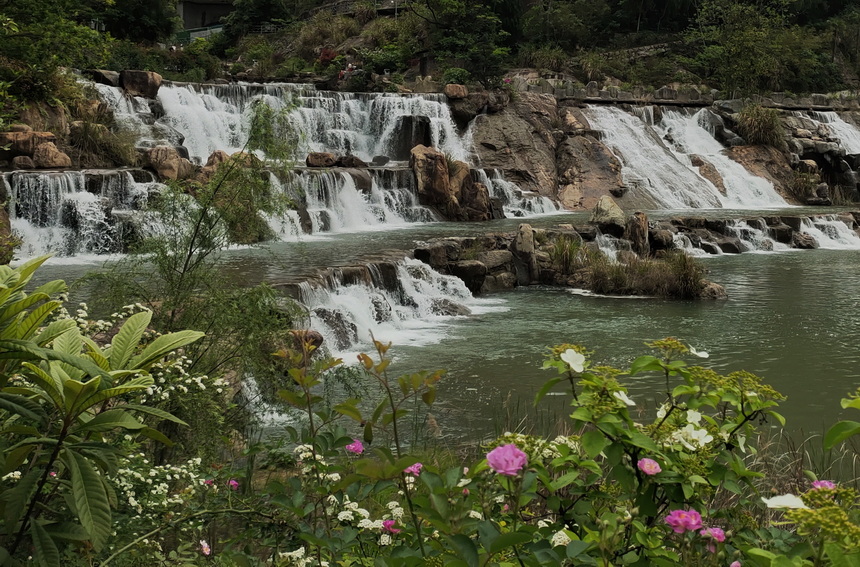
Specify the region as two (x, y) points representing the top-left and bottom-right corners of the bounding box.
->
(395, 115), (432, 160)
(335, 154), (368, 168)
(410, 144), (454, 214)
(8, 124), (32, 132)
(89, 69), (120, 87)
(511, 223), (539, 285)
(797, 159), (819, 174)
(449, 91), (489, 126)
(0, 131), (57, 156)
(344, 168), (372, 193)
(430, 298), (472, 316)
(689, 155), (726, 195)
(649, 228), (675, 252)
(32, 142), (72, 168)
(700, 282), (728, 299)
(289, 329), (324, 350)
(557, 135), (629, 210)
(791, 232), (818, 249)
(19, 104), (69, 137)
(589, 195), (626, 237)
(197, 150), (230, 183)
(11, 156), (35, 170)
(624, 211), (650, 256)
(371, 156), (390, 166)
(0, 206), (12, 264)
(443, 84), (468, 99)
(460, 181), (493, 221)
(146, 146), (195, 180)
(449, 260), (487, 294)
(119, 70), (163, 99)
(306, 152), (337, 167)
(715, 237), (742, 254)
(476, 249), (513, 271)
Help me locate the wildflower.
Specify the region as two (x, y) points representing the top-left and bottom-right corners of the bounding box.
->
(613, 391), (636, 406)
(338, 511), (354, 522)
(487, 444), (528, 476)
(730, 562), (741, 567)
(637, 458), (662, 475)
(49, 472), (57, 477)
(762, 494), (808, 509)
(686, 409), (702, 425)
(812, 480), (836, 490)
(700, 527), (725, 543)
(200, 540), (211, 556)
(345, 439), (364, 455)
(403, 463), (423, 475)
(560, 349), (585, 372)
(503, 78), (512, 84)
(689, 346), (709, 358)
(664, 509), (703, 533)
(228, 479), (239, 491)
(382, 520), (401, 533)
(204, 479), (214, 486)
(551, 530), (572, 547)
(379, 534), (392, 546)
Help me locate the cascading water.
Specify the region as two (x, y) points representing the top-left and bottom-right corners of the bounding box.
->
(299, 257), (506, 358)
(5, 170), (159, 257)
(655, 109), (788, 208)
(583, 105), (724, 209)
(474, 169), (557, 217)
(803, 111), (860, 154)
(800, 216), (860, 249)
(725, 219), (789, 252)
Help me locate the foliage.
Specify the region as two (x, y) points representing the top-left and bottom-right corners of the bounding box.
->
(442, 67), (471, 85)
(736, 104), (786, 149)
(549, 233), (582, 274)
(0, 256), (202, 566)
(293, 12), (361, 61)
(101, 0), (180, 43)
(67, 100), (139, 168)
(518, 44), (569, 72)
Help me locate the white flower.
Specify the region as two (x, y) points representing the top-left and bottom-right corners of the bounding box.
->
(537, 520), (550, 528)
(550, 530), (572, 547)
(379, 534), (392, 546)
(560, 349), (585, 372)
(686, 410), (702, 425)
(762, 494), (808, 509)
(337, 511), (354, 522)
(689, 345), (709, 358)
(468, 510), (483, 520)
(613, 391), (636, 407)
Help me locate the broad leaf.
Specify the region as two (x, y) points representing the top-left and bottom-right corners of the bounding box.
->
(0, 392), (46, 423)
(1, 468), (41, 529)
(73, 409), (146, 434)
(824, 420), (860, 450)
(31, 520), (60, 567)
(128, 330), (204, 370)
(62, 449), (111, 551)
(121, 403), (188, 426)
(109, 311), (152, 370)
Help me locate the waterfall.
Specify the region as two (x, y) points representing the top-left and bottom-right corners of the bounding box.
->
(474, 169), (558, 217)
(804, 111), (860, 154)
(299, 257), (506, 358)
(672, 233), (712, 257)
(594, 233), (633, 261)
(656, 109), (788, 208)
(153, 82), (471, 164)
(801, 216), (860, 249)
(583, 105), (724, 209)
(5, 170), (158, 258)
(725, 219), (789, 252)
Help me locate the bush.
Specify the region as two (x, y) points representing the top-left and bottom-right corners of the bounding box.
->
(736, 104), (785, 149)
(442, 66), (471, 85)
(587, 250), (705, 299)
(518, 44), (569, 72)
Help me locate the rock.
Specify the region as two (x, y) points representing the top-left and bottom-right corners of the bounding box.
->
(589, 195), (626, 237)
(791, 232), (819, 249)
(18, 104), (69, 137)
(460, 181), (493, 221)
(335, 155), (368, 168)
(206, 150), (230, 167)
(649, 228), (675, 252)
(558, 135), (629, 210)
(430, 298), (471, 316)
(313, 308), (358, 350)
(797, 159), (819, 174)
(700, 282), (728, 299)
(481, 272), (518, 293)
(119, 70), (163, 98)
(11, 156), (34, 169)
(511, 223), (538, 285)
(726, 145), (795, 203)
(443, 84), (468, 99)
(781, 216), (804, 231)
(9, 124), (32, 133)
(815, 183), (830, 199)
(689, 154), (726, 195)
(624, 211), (650, 256)
(0, 131), (57, 156)
(805, 196), (832, 206)
(344, 168), (372, 192)
(560, 106), (592, 134)
(476, 249), (513, 271)
(69, 120), (109, 143)
(371, 156), (390, 166)
(449, 260), (487, 294)
(715, 237), (742, 254)
(146, 146), (195, 180)
(306, 152), (337, 167)
(32, 142), (72, 168)
(289, 329), (324, 350)
(449, 91), (489, 126)
(768, 223), (794, 243)
(89, 69), (120, 87)
(411, 144), (455, 215)
(414, 242), (451, 270)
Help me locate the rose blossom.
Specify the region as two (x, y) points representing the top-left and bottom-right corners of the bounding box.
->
(664, 509), (703, 533)
(345, 439), (364, 454)
(228, 479), (239, 490)
(730, 562), (741, 567)
(403, 463), (423, 475)
(637, 458), (661, 475)
(382, 520), (401, 533)
(200, 539), (211, 556)
(486, 444), (528, 476)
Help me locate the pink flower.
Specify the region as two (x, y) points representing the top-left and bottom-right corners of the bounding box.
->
(200, 539), (211, 556)
(49, 472), (57, 477)
(204, 479), (214, 486)
(382, 520), (401, 533)
(730, 562), (741, 567)
(346, 439), (364, 454)
(664, 509), (703, 534)
(700, 527), (726, 543)
(403, 463), (423, 475)
(812, 480), (836, 490)
(637, 458), (661, 475)
(487, 444), (528, 476)
(228, 479), (239, 490)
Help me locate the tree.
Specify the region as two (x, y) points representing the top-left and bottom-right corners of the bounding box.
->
(101, 0), (181, 43)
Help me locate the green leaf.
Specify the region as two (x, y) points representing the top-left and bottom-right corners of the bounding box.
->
(121, 404), (188, 425)
(0, 392), (46, 423)
(489, 531), (531, 554)
(823, 420), (860, 450)
(33, 319), (76, 347)
(15, 301), (63, 342)
(109, 311), (152, 370)
(139, 427), (175, 446)
(842, 397), (860, 411)
(581, 430), (609, 458)
(628, 355), (662, 375)
(62, 449), (111, 551)
(76, 377), (155, 412)
(825, 542), (860, 567)
(74, 409), (146, 434)
(31, 520), (60, 567)
(128, 330), (204, 370)
(628, 431), (659, 452)
(1, 468), (41, 529)
(448, 534), (479, 567)
(534, 377), (563, 406)
(566, 540), (591, 559)
(333, 400), (363, 422)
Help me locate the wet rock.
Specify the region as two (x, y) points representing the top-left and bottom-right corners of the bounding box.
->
(481, 272), (518, 293)
(649, 228), (675, 252)
(690, 154), (726, 195)
(430, 298), (471, 316)
(335, 154), (368, 168)
(557, 134), (625, 210)
(344, 168), (372, 193)
(119, 70), (163, 98)
(791, 232), (819, 249)
(715, 237), (742, 254)
(146, 146), (195, 180)
(511, 223), (538, 285)
(589, 195), (626, 237)
(89, 69), (120, 87)
(33, 142), (72, 168)
(313, 308), (358, 350)
(769, 223), (794, 243)
(624, 211), (649, 257)
(371, 155), (390, 166)
(700, 282), (728, 299)
(306, 152), (337, 167)
(11, 156), (34, 170)
(797, 159), (819, 174)
(449, 260), (487, 294)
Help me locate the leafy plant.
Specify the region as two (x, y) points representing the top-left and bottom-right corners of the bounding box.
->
(736, 104), (785, 149)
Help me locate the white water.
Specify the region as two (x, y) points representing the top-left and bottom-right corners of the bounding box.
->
(5, 170), (155, 257)
(475, 169), (558, 217)
(805, 111), (860, 154)
(301, 257), (506, 359)
(801, 216), (860, 249)
(672, 233), (712, 257)
(725, 219), (789, 252)
(583, 105), (724, 209)
(656, 109), (788, 208)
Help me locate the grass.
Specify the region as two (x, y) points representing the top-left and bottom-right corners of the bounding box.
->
(587, 250), (706, 299)
(736, 104), (786, 149)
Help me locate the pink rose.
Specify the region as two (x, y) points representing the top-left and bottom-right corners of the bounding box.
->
(228, 479), (239, 490)
(700, 527), (726, 542)
(346, 439), (364, 454)
(487, 444), (528, 476)
(403, 463), (423, 475)
(730, 562), (741, 567)
(382, 520), (401, 533)
(664, 509), (703, 533)
(637, 458), (661, 475)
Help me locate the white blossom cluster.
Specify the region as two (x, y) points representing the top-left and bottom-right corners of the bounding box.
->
(1, 471), (22, 482)
(139, 354), (227, 404)
(657, 408), (715, 451)
(55, 302), (152, 335)
(276, 546), (329, 566)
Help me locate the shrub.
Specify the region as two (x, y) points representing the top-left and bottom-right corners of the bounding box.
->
(442, 66), (471, 85)
(518, 44), (569, 72)
(549, 233), (582, 274)
(735, 104), (786, 149)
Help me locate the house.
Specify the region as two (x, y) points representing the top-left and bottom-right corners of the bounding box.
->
(177, 0), (233, 29)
